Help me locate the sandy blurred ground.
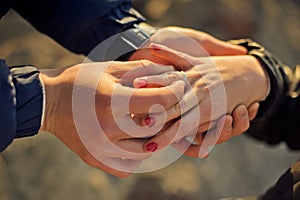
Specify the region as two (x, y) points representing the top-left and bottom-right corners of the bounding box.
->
(1, 0), (300, 199)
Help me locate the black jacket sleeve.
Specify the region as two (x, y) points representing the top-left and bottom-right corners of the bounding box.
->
(0, 60), (43, 152)
(11, 0), (145, 56)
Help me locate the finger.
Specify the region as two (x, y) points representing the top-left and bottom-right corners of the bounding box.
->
(231, 104), (250, 136)
(197, 121), (217, 133)
(133, 71), (187, 88)
(216, 115), (233, 143)
(128, 80), (186, 114)
(248, 102), (260, 121)
(156, 87), (202, 123)
(129, 48), (173, 65)
(207, 40), (248, 56)
(195, 115), (227, 147)
(163, 27), (247, 56)
(195, 115), (232, 145)
(144, 105), (200, 152)
(119, 60), (175, 86)
(150, 43), (194, 71)
(100, 138), (152, 160)
(172, 138), (210, 158)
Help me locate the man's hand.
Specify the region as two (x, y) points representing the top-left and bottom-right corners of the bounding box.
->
(133, 43), (269, 158)
(39, 60), (185, 177)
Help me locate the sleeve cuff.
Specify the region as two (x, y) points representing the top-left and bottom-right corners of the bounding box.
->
(9, 65), (44, 138)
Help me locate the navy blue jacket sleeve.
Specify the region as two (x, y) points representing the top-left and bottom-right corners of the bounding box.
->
(12, 0), (145, 56)
(0, 60), (43, 152)
(0, 60), (16, 151)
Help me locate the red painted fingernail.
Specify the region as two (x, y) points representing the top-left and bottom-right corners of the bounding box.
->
(135, 79), (148, 88)
(144, 116), (155, 127)
(145, 142), (158, 152)
(151, 44), (162, 51)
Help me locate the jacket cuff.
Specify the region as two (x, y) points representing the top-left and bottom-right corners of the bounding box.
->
(9, 64), (44, 138)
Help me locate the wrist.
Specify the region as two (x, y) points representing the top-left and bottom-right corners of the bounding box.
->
(39, 67), (76, 133)
(229, 39), (289, 118)
(251, 56), (271, 100)
(38, 71), (57, 132)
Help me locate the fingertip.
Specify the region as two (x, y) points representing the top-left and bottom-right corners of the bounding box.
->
(133, 78), (148, 88)
(248, 102), (260, 121)
(143, 116), (155, 127)
(224, 115), (233, 131)
(232, 105), (250, 136)
(168, 80), (186, 99)
(199, 146), (210, 158)
(145, 142), (158, 152)
(150, 43), (163, 51)
(234, 104), (248, 119)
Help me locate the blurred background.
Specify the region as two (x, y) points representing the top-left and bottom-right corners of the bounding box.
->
(1, 0), (300, 199)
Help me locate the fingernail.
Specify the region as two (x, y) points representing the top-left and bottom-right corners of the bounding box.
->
(226, 118), (233, 131)
(145, 142), (158, 152)
(135, 79), (148, 88)
(238, 110), (247, 118)
(226, 124), (232, 131)
(151, 44), (162, 51)
(144, 116), (155, 127)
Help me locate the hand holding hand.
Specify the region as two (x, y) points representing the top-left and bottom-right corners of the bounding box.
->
(133, 43), (269, 157)
(39, 60), (185, 177)
(130, 26), (247, 64)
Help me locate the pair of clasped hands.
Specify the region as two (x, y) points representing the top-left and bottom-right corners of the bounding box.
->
(40, 27), (269, 177)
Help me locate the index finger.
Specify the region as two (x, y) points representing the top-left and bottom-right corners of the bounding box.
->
(112, 80), (185, 115)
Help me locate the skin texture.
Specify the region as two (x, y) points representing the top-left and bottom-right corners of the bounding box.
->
(39, 60), (185, 177)
(130, 26), (260, 157)
(131, 26), (248, 63)
(38, 28), (260, 177)
(133, 43), (268, 158)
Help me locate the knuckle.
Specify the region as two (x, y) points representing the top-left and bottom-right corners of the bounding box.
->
(167, 72), (180, 83)
(173, 103), (182, 116)
(159, 94), (171, 108)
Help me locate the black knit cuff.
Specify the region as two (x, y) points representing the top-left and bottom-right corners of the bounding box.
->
(9, 65), (44, 138)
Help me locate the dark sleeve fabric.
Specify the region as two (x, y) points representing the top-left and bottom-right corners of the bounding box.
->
(0, 60), (16, 152)
(258, 160), (300, 200)
(247, 63), (300, 150)
(12, 0), (145, 56)
(0, 60), (43, 152)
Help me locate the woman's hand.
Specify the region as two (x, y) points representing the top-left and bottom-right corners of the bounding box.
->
(130, 26), (247, 64)
(133, 44), (269, 157)
(39, 60), (185, 177)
